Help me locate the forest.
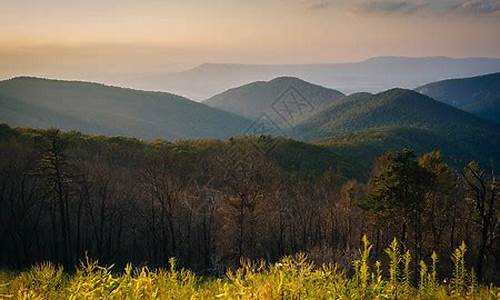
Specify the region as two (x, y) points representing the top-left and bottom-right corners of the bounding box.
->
(0, 123), (498, 289)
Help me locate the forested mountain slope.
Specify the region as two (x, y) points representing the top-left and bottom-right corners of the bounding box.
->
(294, 89), (500, 169)
(295, 89), (498, 138)
(416, 72), (500, 123)
(204, 77), (344, 125)
(0, 77), (251, 140)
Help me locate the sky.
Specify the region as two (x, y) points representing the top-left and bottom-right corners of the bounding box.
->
(1, 0), (500, 79)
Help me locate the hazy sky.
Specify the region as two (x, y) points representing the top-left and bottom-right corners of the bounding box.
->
(1, 0), (500, 79)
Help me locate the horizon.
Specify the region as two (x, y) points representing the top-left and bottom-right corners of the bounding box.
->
(2, 54), (500, 83)
(2, 0), (500, 83)
(2, 55), (500, 102)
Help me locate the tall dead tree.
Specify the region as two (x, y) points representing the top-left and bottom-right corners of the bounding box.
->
(35, 129), (77, 269)
(462, 162), (498, 283)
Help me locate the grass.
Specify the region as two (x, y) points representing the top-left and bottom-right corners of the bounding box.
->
(0, 237), (498, 299)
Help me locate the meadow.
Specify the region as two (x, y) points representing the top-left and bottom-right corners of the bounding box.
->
(0, 236), (498, 300)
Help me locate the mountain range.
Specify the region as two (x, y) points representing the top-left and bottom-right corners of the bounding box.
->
(123, 56), (500, 100)
(293, 89), (500, 169)
(1, 69), (500, 171)
(295, 89), (496, 139)
(416, 72), (500, 124)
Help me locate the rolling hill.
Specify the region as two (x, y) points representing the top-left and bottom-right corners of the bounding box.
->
(204, 77), (344, 127)
(2, 76), (499, 172)
(293, 89), (500, 168)
(0, 77), (251, 140)
(123, 57), (500, 100)
(416, 72), (500, 124)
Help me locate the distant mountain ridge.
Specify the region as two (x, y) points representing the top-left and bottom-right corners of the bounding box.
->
(124, 56), (500, 100)
(0, 76), (251, 140)
(416, 72), (500, 124)
(204, 77), (344, 125)
(293, 88), (500, 167)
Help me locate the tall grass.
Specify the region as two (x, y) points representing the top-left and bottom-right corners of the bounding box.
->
(0, 237), (498, 299)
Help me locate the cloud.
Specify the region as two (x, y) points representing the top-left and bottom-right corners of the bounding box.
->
(351, 0), (500, 17)
(447, 0), (500, 16)
(303, 0), (330, 9)
(290, 0), (330, 10)
(352, 0), (429, 15)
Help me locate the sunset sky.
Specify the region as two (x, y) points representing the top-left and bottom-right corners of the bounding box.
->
(2, 0), (500, 79)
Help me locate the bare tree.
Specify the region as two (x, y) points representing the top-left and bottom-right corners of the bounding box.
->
(462, 161), (498, 282)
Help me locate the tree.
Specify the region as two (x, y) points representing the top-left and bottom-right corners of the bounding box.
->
(216, 144), (279, 264)
(0, 139), (45, 267)
(141, 142), (188, 264)
(418, 151), (457, 253)
(462, 161), (498, 282)
(35, 129), (79, 269)
(364, 149), (433, 276)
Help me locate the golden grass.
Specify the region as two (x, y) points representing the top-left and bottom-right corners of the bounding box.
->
(0, 237), (498, 299)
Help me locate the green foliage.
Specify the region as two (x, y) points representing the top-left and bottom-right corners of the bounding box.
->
(7, 262), (65, 299)
(1, 237), (498, 299)
(358, 235), (372, 291)
(402, 250), (412, 295)
(385, 238), (401, 294)
(418, 254), (442, 300)
(452, 242), (468, 296)
(363, 149), (432, 219)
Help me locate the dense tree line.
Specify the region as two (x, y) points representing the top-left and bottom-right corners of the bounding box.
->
(0, 125), (498, 283)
